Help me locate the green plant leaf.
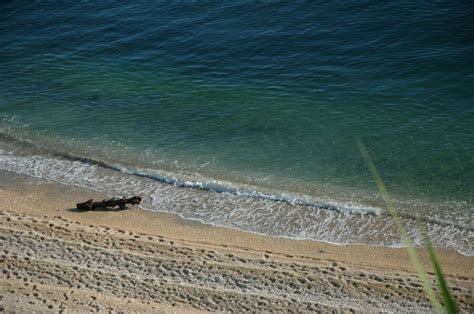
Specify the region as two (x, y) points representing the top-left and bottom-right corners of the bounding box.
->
(357, 139), (445, 313)
(424, 235), (458, 313)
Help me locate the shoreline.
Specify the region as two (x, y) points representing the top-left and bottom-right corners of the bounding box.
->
(1, 144), (472, 256)
(1, 170), (473, 312)
(138, 205), (474, 259)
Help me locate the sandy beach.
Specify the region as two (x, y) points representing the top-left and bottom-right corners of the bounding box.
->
(1, 170), (473, 312)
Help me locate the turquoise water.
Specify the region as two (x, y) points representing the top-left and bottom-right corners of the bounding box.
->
(1, 2), (473, 253)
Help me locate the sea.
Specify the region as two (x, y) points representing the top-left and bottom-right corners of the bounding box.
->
(1, 1), (472, 255)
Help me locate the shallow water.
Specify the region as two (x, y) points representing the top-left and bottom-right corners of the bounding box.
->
(1, 2), (473, 254)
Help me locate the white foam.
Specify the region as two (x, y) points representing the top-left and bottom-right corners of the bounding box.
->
(0, 148), (472, 256)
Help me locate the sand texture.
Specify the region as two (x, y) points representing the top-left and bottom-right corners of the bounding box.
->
(1, 172), (473, 312)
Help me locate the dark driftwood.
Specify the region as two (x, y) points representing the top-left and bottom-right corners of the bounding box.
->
(76, 196), (142, 211)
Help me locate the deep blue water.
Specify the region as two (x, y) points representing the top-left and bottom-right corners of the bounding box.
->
(1, 1), (473, 253)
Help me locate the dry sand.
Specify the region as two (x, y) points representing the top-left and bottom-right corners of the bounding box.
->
(1, 171), (473, 312)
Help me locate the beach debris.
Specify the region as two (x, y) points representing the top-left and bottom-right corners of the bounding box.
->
(76, 196), (142, 211)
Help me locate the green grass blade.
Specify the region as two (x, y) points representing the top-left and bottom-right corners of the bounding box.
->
(357, 140), (443, 313)
(424, 235), (458, 313)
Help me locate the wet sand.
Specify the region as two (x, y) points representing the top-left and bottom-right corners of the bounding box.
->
(1, 171), (473, 312)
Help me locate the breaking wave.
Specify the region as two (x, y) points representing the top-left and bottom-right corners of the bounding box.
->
(0, 142), (472, 257)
